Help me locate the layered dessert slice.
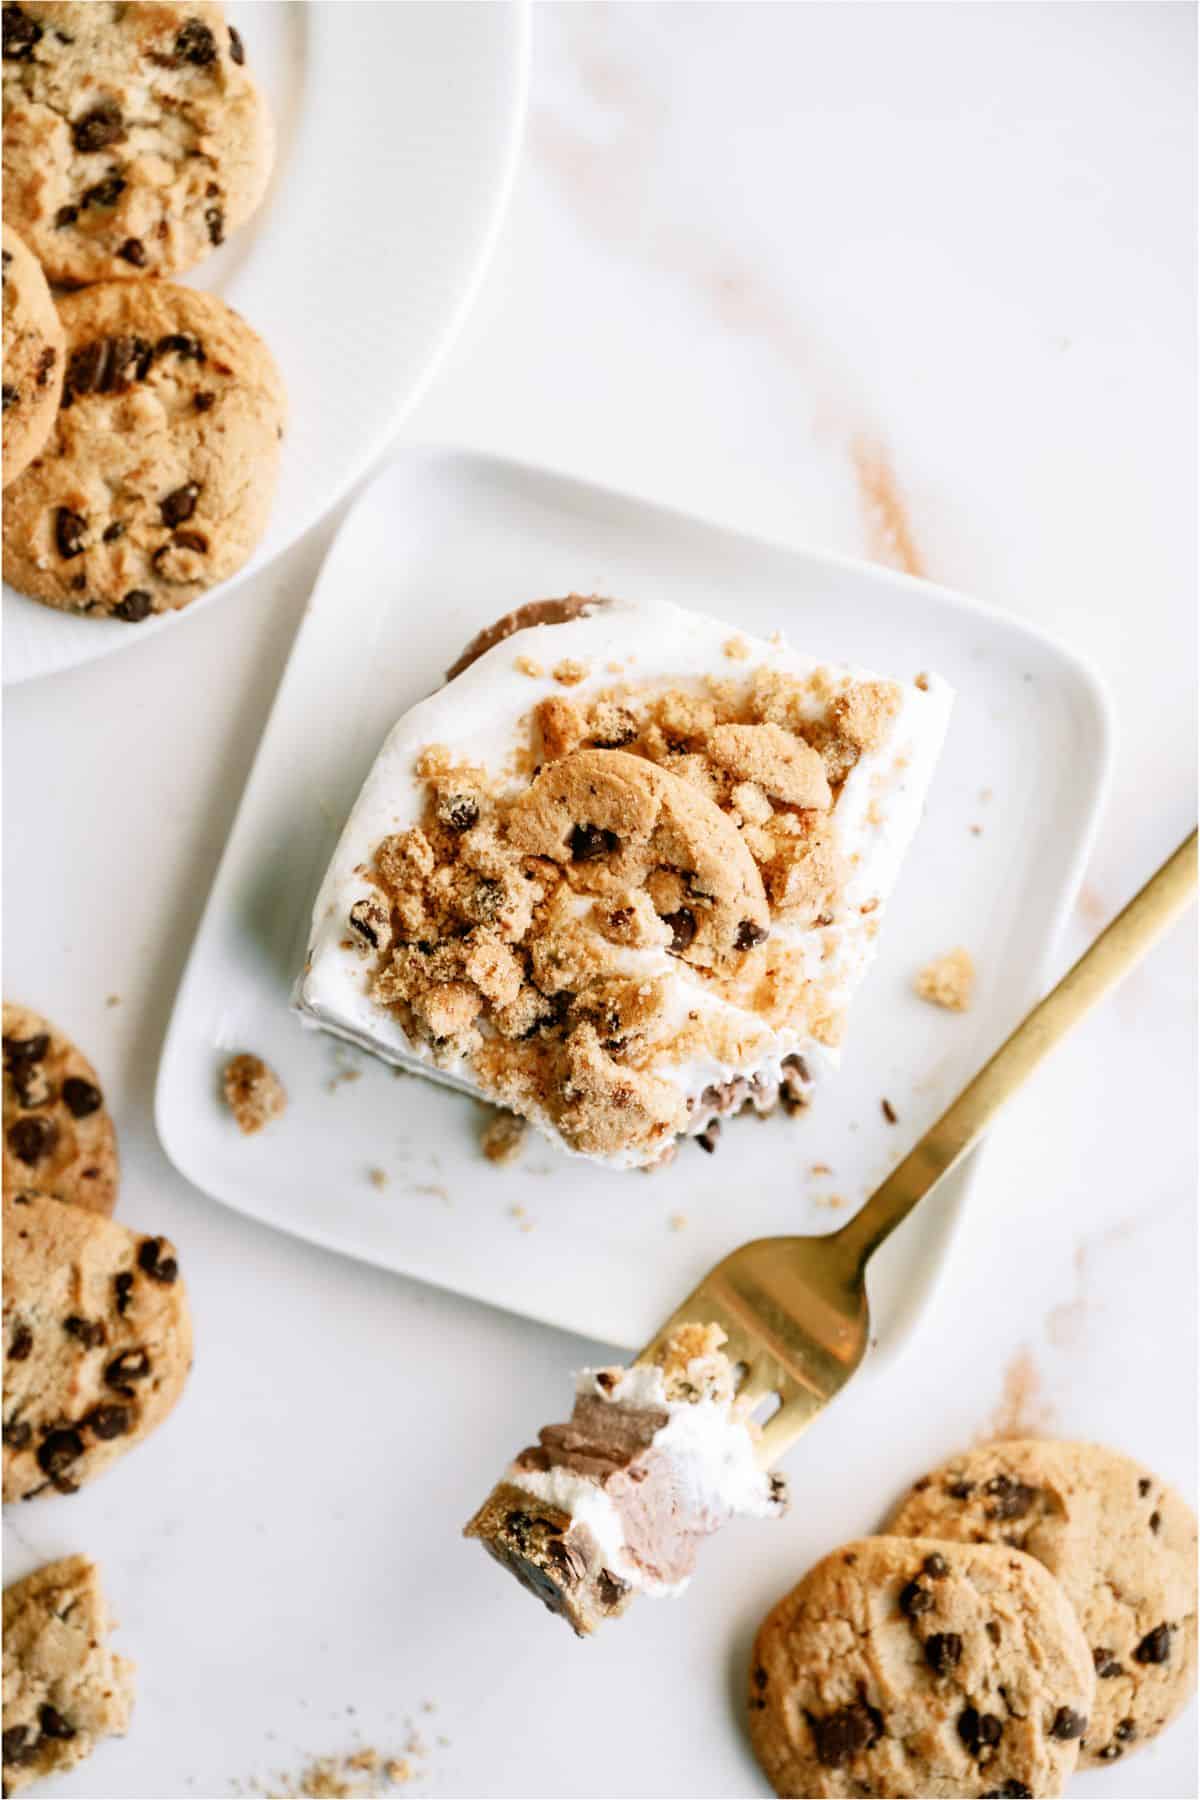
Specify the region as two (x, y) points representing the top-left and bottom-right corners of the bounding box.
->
(296, 595), (952, 1168)
(464, 1324), (786, 1635)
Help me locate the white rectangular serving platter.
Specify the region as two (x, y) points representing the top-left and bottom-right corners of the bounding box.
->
(156, 448), (1111, 1355)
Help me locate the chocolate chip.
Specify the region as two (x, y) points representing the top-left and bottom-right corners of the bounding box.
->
(2, 1725), (36, 1766)
(114, 1271), (134, 1315)
(205, 204), (225, 246)
(54, 203), (79, 227)
(753, 1666), (768, 1691)
(899, 1579), (934, 1619)
(924, 1632), (963, 1675)
(696, 1120), (721, 1153)
(1138, 1477), (1152, 1496)
(105, 1348), (151, 1392)
(155, 332), (205, 362)
(4, 1030), (49, 1066)
(82, 173), (126, 209)
(72, 100), (125, 153)
(193, 391), (216, 412)
(663, 907), (696, 953)
(175, 17), (217, 62)
(2, 1419), (32, 1448)
(546, 1537), (586, 1583)
(442, 795), (479, 831)
(922, 1552), (949, 1578)
(114, 590), (154, 623)
(83, 1403), (131, 1440)
(1115, 1718), (1137, 1742)
(1093, 1647), (1123, 1678)
(36, 1427), (84, 1478)
(137, 1237), (178, 1284)
(228, 23), (245, 62)
(1150, 1510), (1162, 1533)
(117, 236), (147, 267)
(986, 1620), (1002, 1644)
(3, 4), (42, 61)
(63, 1315), (106, 1348)
(957, 1707), (1002, 1755)
(55, 507), (87, 559)
(160, 481), (200, 527)
(1134, 1624), (1172, 1664)
(982, 1786), (1032, 1798)
(2, 384), (17, 409)
(947, 1478), (975, 1499)
(170, 529), (208, 554)
(63, 340), (106, 401)
(983, 1473), (1037, 1520)
(61, 1076), (102, 1118)
(807, 1699), (882, 1769)
(102, 521), (125, 543)
(38, 1706), (75, 1741)
(69, 575), (87, 593)
(1098, 1744), (1123, 1761)
(596, 1570), (628, 1608)
(736, 918), (768, 950)
(881, 1097), (898, 1123)
(570, 824), (618, 861)
(7, 1322), (32, 1361)
(1050, 1707), (1087, 1741)
(7, 1115), (57, 1165)
(35, 346), (56, 387)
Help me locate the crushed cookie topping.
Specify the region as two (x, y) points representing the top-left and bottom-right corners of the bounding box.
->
(355, 664), (900, 1157)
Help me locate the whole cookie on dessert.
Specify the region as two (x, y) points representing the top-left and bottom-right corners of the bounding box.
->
(749, 1535), (1095, 1798)
(3, 1190), (192, 1500)
(2, 1555), (134, 1795)
(2, 280), (285, 620)
(887, 1438), (1198, 1767)
(2, 224), (63, 486)
(3, 1003), (118, 1215)
(2, 1), (273, 286)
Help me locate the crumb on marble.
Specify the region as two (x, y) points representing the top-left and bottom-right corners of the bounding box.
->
(223, 1053), (287, 1135)
(368, 1167), (389, 1190)
(881, 1097), (898, 1124)
(915, 947), (975, 1012)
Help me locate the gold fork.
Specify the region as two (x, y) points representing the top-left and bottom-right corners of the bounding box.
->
(638, 829), (1197, 1465)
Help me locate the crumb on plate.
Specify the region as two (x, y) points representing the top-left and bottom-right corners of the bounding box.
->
(223, 1053), (286, 1135)
(915, 947), (975, 1012)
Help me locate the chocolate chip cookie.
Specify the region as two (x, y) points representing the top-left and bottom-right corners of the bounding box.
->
(3, 1004), (118, 1216)
(1, 224), (63, 487)
(2, 1), (273, 286)
(2, 1555), (134, 1796)
(3, 1190), (192, 1500)
(749, 1536), (1095, 1798)
(887, 1439), (1198, 1767)
(2, 280), (286, 620)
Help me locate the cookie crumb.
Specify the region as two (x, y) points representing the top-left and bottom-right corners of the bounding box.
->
(328, 1068), (362, 1092)
(723, 635), (750, 661)
(481, 1110), (527, 1165)
(514, 654), (543, 678)
(223, 1053), (286, 1134)
(881, 1097), (898, 1123)
(915, 948), (975, 1012)
(668, 1211), (688, 1232)
(914, 671), (930, 691)
(816, 1192), (847, 1210)
(105, 993), (121, 1008)
(809, 1162), (832, 1176)
(552, 657), (588, 686)
(367, 1167), (389, 1190)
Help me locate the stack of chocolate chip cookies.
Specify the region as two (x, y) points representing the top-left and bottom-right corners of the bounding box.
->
(747, 1439), (1197, 1798)
(2, 2), (286, 623)
(2, 1003), (194, 1793)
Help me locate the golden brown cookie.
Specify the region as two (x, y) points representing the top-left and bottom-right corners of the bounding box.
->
(2, 1), (272, 285)
(506, 749), (770, 967)
(3, 1004), (118, 1216)
(3, 1191), (193, 1500)
(749, 1536), (1095, 1798)
(1, 224), (63, 487)
(887, 1439), (1198, 1767)
(2, 1555), (134, 1796)
(2, 280), (285, 620)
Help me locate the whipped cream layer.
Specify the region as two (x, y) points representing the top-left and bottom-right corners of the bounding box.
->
(296, 596), (953, 1168)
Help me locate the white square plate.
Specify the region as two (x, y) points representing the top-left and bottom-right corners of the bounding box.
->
(156, 448), (1111, 1354)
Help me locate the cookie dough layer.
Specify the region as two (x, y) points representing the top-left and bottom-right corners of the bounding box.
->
(2, 1), (272, 285)
(887, 1438), (1198, 1767)
(297, 595), (952, 1168)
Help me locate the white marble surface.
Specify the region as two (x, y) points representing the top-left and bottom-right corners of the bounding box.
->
(3, 5), (1195, 1797)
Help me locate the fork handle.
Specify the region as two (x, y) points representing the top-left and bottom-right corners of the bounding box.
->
(830, 828), (1197, 1274)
